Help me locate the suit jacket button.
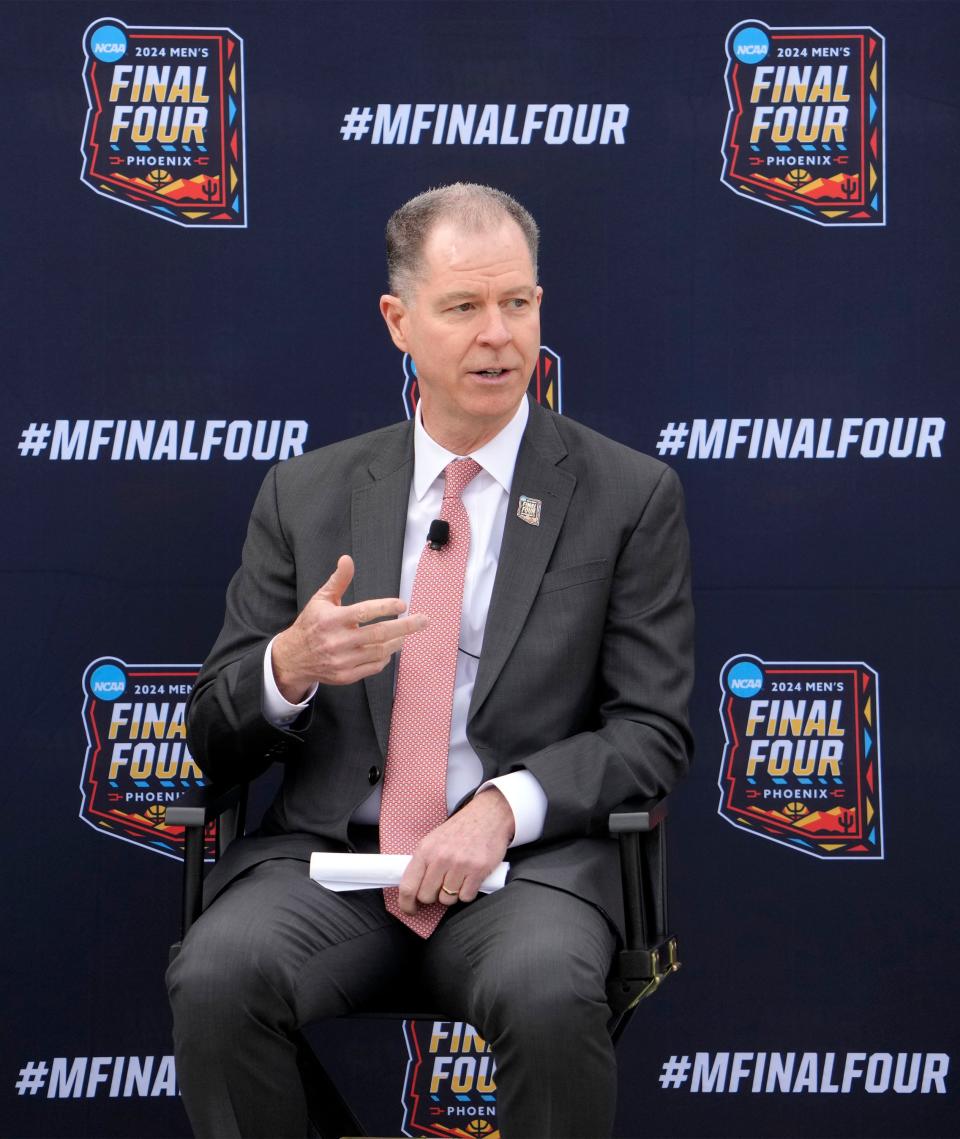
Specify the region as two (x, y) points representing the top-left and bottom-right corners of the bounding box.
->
(368, 765), (382, 785)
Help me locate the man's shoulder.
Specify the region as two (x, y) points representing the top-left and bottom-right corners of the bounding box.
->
(273, 419), (412, 487)
(531, 401), (675, 486)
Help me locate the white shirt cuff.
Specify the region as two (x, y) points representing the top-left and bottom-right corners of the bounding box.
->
(477, 770), (548, 848)
(262, 636), (317, 726)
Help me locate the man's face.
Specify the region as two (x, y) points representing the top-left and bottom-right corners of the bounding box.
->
(380, 217), (543, 453)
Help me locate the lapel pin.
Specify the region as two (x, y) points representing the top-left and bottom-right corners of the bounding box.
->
(517, 495), (542, 526)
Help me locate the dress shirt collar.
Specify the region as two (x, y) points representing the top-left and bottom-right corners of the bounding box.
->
(413, 396), (529, 500)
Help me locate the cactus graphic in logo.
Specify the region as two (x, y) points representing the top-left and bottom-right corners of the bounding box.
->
(81, 17), (246, 227)
(718, 655), (883, 859)
(721, 20), (885, 225)
(80, 657), (215, 860)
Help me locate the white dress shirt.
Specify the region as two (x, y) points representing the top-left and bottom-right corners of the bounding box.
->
(262, 397), (548, 847)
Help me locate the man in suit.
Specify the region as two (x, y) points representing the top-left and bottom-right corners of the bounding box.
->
(167, 183), (694, 1138)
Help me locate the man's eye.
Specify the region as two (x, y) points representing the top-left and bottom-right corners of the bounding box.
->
(508, 298), (528, 309)
(452, 302), (473, 313)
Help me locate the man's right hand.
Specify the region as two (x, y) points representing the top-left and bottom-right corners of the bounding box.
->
(270, 554), (428, 702)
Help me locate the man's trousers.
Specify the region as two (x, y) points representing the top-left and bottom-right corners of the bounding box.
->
(166, 858), (618, 1138)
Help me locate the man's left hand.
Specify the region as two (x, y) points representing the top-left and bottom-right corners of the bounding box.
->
(397, 788), (515, 913)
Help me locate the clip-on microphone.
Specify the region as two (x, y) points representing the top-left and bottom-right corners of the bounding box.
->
(426, 519), (450, 550)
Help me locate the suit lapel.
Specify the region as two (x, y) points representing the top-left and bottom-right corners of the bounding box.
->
(351, 425), (414, 757)
(469, 402), (575, 720)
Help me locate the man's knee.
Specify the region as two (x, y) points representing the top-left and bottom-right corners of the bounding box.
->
(467, 933), (610, 1047)
(494, 964), (610, 1037)
(166, 908), (287, 1032)
(454, 887), (616, 1039)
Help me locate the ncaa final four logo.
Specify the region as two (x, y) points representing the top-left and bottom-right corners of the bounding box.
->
(400, 1020), (498, 1138)
(80, 657), (215, 860)
(718, 656), (883, 859)
(721, 20), (885, 225)
(81, 18), (246, 227)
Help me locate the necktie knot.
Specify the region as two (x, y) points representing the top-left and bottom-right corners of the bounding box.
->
(442, 458), (482, 500)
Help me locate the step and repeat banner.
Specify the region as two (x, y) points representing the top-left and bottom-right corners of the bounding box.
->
(4, 2), (958, 1137)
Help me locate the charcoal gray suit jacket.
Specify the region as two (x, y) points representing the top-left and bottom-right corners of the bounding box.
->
(187, 397), (694, 937)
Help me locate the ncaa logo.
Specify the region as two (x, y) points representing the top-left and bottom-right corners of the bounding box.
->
(89, 24), (127, 60)
(731, 26), (770, 63)
(89, 662), (127, 699)
(726, 659), (763, 697)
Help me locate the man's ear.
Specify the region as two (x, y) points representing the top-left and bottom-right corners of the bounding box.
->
(379, 294), (408, 351)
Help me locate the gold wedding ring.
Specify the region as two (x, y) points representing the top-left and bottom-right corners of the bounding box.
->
(440, 885), (459, 898)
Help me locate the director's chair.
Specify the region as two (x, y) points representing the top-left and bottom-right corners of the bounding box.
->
(167, 783), (680, 1138)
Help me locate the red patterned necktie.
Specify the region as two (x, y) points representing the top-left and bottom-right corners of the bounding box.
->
(380, 458), (482, 937)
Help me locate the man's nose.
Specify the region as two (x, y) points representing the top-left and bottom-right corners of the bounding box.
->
(477, 305), (511, 347)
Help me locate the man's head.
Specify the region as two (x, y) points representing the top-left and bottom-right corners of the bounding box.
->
(380, 184), (543, 454)
(385, 183), (539, 302)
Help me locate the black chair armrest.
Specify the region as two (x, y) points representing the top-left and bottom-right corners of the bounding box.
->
(166, 781), (246, 829)
(608, 794), (670, 834)
(168, 781), (250, 957)
(606, 794), (680, 1023)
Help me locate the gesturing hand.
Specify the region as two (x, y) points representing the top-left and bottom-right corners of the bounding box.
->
(271, 555), (429, 702)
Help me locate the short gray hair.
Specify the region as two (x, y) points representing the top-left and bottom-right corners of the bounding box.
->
(386, 183), (539, 299)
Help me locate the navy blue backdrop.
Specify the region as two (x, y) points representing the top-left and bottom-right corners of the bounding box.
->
(4, 2), (958, 1136)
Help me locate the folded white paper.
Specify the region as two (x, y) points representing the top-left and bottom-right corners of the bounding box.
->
(309, 852), (509, 894)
